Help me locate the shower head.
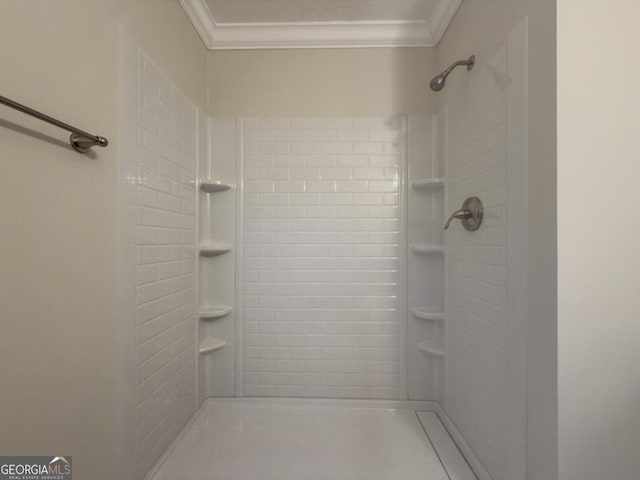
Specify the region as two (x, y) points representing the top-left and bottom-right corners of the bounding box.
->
(429, 55), (475, 92)
(429, 74), (448, 92)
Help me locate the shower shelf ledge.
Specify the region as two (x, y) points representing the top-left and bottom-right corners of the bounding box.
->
(411, 244), (445, 255)
(200, 180), (233, 193)
(411, 309), (445, 322)
(199, 242), (232, 257)
(411, 178), (445, 191)
(199, 305), (232, 320)
(199, 337), (226, 355)
(418, 341), (445, 357)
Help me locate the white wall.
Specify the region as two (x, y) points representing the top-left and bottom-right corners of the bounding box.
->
(238, 117), (405, 399)
(558, 1), (640, 479)
(208, 48), (437, 117)
(116, 0), (208, 107)
(0, 2), (206, 479)
(0, 4), (120, 480)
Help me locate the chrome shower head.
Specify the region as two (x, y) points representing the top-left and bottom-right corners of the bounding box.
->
(429, 55), (475, 92)
(429, 73), (448, 92)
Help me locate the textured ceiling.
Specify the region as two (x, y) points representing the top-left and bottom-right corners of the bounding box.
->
(205, 0), (438, 24)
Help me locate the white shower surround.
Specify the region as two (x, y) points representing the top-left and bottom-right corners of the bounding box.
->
(119, 39), (202, 479)
(443, 19), (528, 480)
(238, 117), (408, 399)
(116, 16), (530, 480)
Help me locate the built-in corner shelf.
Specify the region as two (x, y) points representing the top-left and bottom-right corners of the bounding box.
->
(199, 337), (226, 355)
(411, 178), (445, 191)
(418, 341), (445, 357)
(199, 305), (232, 320)
(199, 242), (232, 257)
(200, 180), (233, 193)
(411, 244), (445, 255)
(411, 309), (445, 322)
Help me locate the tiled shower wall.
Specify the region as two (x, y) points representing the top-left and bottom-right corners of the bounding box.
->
(241, 117), (404, 399)
(134, 51), (197, 477)
(444, 21), (527, 480)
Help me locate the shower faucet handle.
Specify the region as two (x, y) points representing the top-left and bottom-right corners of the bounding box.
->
(444, 209), (471, 229)
(444, 197), (484, 231)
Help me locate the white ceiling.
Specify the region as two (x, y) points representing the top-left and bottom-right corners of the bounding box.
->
(180, 0), (462, 49)
(205, 0), (438, 24)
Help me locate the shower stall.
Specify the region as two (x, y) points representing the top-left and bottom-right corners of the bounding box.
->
(117, 14), (530, 480)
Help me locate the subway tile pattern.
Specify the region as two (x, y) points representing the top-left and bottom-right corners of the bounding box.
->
(241, 117), (403, 399)
(445, 44), (510, 480)
(135, 51), (197, 478)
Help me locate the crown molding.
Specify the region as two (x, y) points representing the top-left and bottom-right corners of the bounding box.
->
(179, 0), (217, 46)
(180, 0), (461, 49)
(428, 0), (463, 44)
(208, 21), (434, 49)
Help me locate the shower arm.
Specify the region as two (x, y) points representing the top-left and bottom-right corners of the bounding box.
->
(442, 57), (475, 76)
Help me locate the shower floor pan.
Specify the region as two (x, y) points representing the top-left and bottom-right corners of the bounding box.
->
(150, 398), (476, 480)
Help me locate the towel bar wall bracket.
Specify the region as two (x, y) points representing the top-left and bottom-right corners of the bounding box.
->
(0, 95), (109, 154)
(69, 132), (109, 153)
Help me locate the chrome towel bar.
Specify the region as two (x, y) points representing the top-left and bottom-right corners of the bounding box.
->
(0, 95), (108, 154)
